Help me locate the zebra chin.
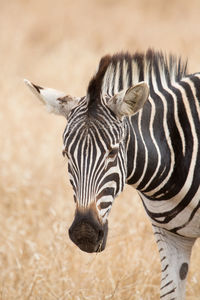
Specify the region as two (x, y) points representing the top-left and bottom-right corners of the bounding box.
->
(68, 208), (108, 253)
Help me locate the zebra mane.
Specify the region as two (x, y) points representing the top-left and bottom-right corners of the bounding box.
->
(87, 49), (188, 107)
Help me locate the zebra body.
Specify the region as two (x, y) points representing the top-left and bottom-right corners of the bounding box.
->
(25, 50), (200, 299)
(126, 71), (200, 238)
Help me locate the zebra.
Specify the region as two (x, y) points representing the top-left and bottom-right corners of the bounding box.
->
(25, 49), (200, 299)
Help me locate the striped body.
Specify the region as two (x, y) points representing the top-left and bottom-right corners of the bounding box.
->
(127, 73), (200, 238)
(25, 50), (200, 299)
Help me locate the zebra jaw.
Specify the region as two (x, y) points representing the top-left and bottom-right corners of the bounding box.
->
(24, 79), (78, 117)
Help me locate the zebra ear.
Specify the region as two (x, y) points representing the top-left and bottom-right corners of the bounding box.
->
(107, 82), (149, 119)
(24, 79), (79, 118)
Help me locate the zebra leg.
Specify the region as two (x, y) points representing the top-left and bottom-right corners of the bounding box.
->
(152, 225), (195, 300)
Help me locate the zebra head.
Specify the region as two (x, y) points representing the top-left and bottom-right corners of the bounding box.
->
(25, 55), (149, 253)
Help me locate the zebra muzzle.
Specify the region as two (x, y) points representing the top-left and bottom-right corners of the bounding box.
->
(68, 209), (108, 253)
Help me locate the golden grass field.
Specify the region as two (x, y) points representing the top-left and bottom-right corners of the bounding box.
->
(1, 0), (200, 299)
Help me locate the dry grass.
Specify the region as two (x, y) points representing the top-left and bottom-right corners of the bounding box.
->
(1, 0), (200, 299)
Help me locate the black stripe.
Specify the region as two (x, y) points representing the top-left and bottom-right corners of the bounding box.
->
(160, 280), (173, 290)
(100, 202), (112, 209)
(160, 288), (176, 298)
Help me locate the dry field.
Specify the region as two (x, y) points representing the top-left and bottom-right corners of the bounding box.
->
(1, 0), (200, 299)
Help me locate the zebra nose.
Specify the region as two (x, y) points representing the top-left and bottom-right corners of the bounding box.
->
(68, 210), (108, 253)
(69, 223), (103, 253)
(69, 220), (104, 253)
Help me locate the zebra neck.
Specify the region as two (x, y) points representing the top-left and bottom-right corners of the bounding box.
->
(125, 108), (173, 198)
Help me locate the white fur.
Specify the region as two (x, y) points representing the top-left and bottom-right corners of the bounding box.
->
(24, 79), (78, 118)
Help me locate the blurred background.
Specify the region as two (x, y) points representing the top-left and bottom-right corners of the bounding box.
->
(1, 0), (200, 299)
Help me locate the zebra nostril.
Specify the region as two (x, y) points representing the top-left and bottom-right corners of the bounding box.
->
(98, 229), (104, 242)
